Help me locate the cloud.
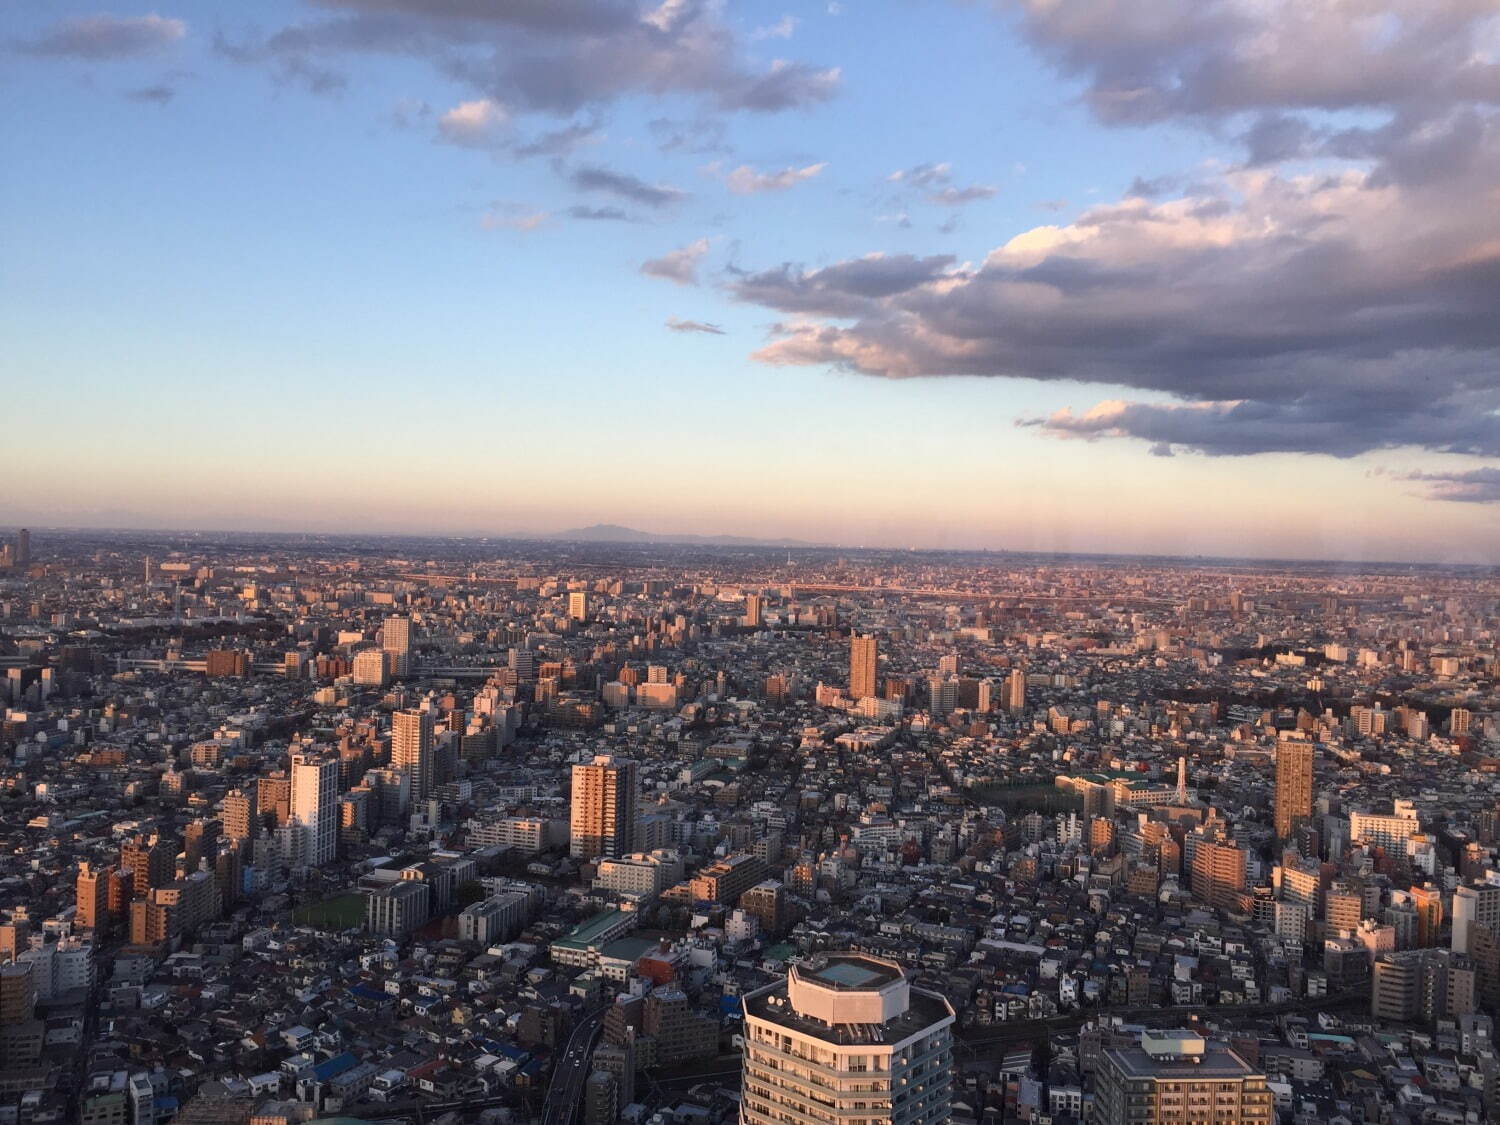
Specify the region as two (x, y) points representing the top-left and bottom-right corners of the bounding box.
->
(1007, 0), (1500, 128)
(390, 97), (432, 128)
(736, 160), (1500, 459)
(437, 98), (510, 147)
(571, 164), (686, 207)
(648, 116), (730, 154)
(641, 238), (711, 284)
(666, 317), (726, 334)
(480, 206), (548, 231)
(751, 16), (799, 41)
(731, 253), (959, 317)
(1401, 467), (1500, 504)
(512, 118), (602, 158)
(887, 162), (952, 186)
(565, 204), (635, 222)
(216, 0), (839, 119)
(215, 32), (347, 94)
(928, 184), (998, 206)
(124, 84), (175, 104)
(726, 4), (1500, 470)
(722, 161), (826, 194)
(21, 13), (185, 59)
(720, 58), (841, 112)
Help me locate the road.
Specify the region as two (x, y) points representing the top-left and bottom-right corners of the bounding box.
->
(540, 1007), (608, 1125)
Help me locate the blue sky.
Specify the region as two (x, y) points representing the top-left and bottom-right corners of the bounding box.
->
(4, 0), (1498, 561)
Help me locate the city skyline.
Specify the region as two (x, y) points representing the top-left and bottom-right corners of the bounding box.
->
(6, 1), (1500, 563)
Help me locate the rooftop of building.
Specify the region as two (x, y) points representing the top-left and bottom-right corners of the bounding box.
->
(744, 954), (952, 1048)
(1103, 1036), (1262, 1081)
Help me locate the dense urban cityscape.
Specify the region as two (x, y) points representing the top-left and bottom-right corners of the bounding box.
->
(0, 526), (1495, 1125)
(11, 0), (1500, 1121)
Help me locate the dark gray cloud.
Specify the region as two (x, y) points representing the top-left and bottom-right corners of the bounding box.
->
(565, 204), (635, 222)
(928, 184), (998, 206)
(124, 84), (176, 104)
(1402, 467), (1500, 504)
(215, 31), (349, 94)
(730, 253), (959, 317)
(727, 0), (1500, 476)
(665, 317), (725, 334)
(512, 117), (602, 158)
(1007, 0), (1500, 127)
(738, 155), (1500, 459)
(20, 13), (185, 59)
(220, 0), (838, 119)
(648, 116), (730, 154)
(314, 0), (638, 35)
(571, 164), (685, 207)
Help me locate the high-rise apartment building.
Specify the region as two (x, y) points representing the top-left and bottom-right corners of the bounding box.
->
(1274, 737), (1314, 840)
(1453, 884), (1500, 955)
(1190, 840), (1247, 912)
(743, 594), (763, 628)
(353, 649), (390, 687)
(1094, 1030), (1272, 1125)
(291, 753), (339, 868)
(1372, 950), (1476, 1023)
(741, 953), (954, 1125)
(223, 788), (257, 843)
(849, 634), (878, 700)
(76, 862), (113, 934)
(570, 755), (639, 860)
(568, 592), (590, 622)
(257, 775), (292, 827)
(1006, 666), (1026, 714)
(382, 615), (412, 677)
(392, 708), (434, 803)
(120, 835), (175, 897)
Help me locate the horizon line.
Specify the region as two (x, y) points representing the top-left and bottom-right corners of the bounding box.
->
(0, 519), (1493, 572)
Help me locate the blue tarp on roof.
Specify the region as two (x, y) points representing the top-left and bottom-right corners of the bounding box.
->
(313, 1052), (359, 1081)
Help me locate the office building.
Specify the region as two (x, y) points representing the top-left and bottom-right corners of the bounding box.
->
(1274, 737), (1314, 841)
(1094, 1029), (1272, 1125)
(741, 952), (954, 1125)
(291, 753), (339, 868)
(392, 708), (434, 803)
(571, 755), (639, 860)
(743, 594), (763, 628)
(849, 634), (878, 700)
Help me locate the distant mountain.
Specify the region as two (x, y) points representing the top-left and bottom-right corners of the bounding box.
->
(550, 523), (821, 548)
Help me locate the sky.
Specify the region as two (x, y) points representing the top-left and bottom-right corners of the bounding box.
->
(3, 0), (1499, 563)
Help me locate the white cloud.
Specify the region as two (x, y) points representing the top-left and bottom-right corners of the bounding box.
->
(751, 16), (800, 41)
(723, 162), (827, 194)
(437, 98), (510, 147)
(641, 238), (712, 285)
